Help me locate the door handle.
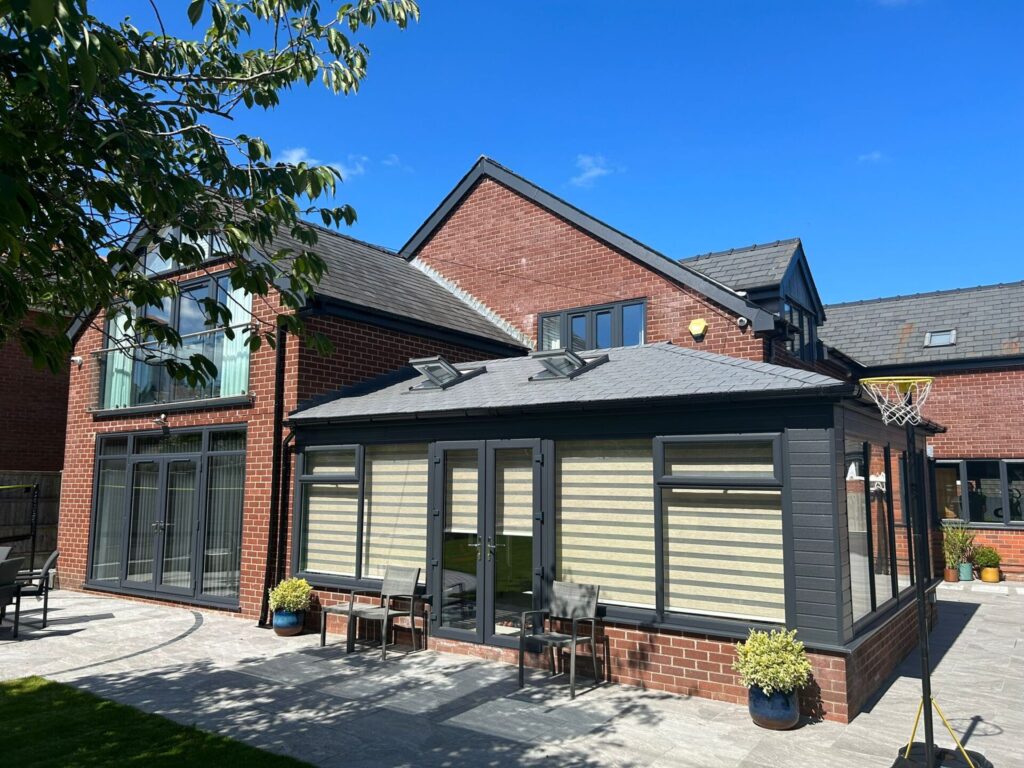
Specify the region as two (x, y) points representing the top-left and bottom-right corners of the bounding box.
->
(467, 535), (483, 560)
(151, 521), (164, 532)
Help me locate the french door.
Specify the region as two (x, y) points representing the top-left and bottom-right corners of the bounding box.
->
(123, 456), (201, 596)
(430, 440), (543, 646)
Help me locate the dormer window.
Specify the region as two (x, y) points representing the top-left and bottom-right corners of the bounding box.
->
(782, 300), (819, 363)
(924, 329), (956, 348)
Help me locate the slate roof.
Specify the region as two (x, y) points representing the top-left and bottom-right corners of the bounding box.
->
(289, 342), (851, 423)
(820, 281), (1024, 368)
(678, 239), (801, 291)
(265, 224), (524, 348)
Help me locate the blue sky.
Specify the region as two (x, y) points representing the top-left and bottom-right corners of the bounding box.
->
(108, 1), (1023, 304)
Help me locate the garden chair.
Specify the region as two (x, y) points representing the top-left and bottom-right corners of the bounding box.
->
(518, 581), (600, 699)
(0, 557), (25, 639)
(16, 550), (58, 629)
(319, 565), (421, 660)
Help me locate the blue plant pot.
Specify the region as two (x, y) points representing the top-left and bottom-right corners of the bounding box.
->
(958, 562), (974, 581)
(748, 685), (800, 730)
(273, 609), (304, 636)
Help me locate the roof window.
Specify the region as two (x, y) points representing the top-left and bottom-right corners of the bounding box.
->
(408, 356), (485, 390)
(924, 329), (956, 348)
(529, 349), (608, 381)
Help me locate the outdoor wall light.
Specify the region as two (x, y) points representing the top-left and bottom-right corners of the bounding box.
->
(69, 355), (84, 368)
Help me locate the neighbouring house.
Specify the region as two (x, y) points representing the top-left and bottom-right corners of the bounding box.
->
(821, 283), (1024, 578)
(59, 157), (1017, 725)
(0, 310), (68, 570)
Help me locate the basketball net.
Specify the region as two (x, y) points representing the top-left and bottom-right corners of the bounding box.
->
(860, 376), (934, 425)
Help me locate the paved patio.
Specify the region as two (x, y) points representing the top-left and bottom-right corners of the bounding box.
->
(2, 583), (1021, 767)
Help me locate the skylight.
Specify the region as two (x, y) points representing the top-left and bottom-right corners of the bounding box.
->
(409, 356), (485, 390)
(529, 349), (609, 381)
(924, 329), (956, 348)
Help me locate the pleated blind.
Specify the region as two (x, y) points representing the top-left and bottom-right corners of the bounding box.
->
(301, 483), (359, 576)
(662, 487), (785, 622)
(361, 444), (429, 581)
(445, 450), (479, 534)
(664, 440), (774, 478)
(556, 440), (656, 608)
(495, 448), (534, 536)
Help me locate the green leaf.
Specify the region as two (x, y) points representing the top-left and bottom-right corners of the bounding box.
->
(187, 0), (204, 26)
(29, 0), (56, 27)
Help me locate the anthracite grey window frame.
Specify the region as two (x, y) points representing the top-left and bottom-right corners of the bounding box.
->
(782, 300), (818, 363)
(84, 424), (248, 609)
(934, 458), (1022, 528)
(538, 299), (646, 352)
(655, 433), (783, 488)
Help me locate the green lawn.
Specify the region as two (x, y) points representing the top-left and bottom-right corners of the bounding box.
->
(0, 677), (310, 767)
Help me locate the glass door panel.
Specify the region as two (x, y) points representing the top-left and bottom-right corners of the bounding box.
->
(159, 460), (198, 591)
(126, 461), (160, 585)
(490, 447), (535, 638)
(202, 454), (245, 598)
(439, 449), (482, 636)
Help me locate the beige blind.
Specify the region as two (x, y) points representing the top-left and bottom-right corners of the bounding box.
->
(556, 440), (656, 608)
(361, 444), (429, 581)
(445, 449), (479, 533)
(495, 448), (534, 536)
(306, 449), (357, 476)
(664, 440), (774, 477)
(663, 487), (785, 622)
(302, 483), (358, 576)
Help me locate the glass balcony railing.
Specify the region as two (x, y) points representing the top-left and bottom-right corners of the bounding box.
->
(93, 326), (251, 411)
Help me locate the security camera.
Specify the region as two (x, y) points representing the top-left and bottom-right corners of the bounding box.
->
(70, 355), (84, 368)
(737, 317), (749, 328)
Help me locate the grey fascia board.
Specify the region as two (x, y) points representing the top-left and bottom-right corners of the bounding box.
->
(399, 158), (776, 332)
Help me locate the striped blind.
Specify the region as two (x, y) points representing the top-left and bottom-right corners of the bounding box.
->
(495, 448), (534, 536)
(445, 450), (479, 534)
(361, 444), (429, 581)
(306, 449), (357, 477)
(556, 440), (656, 608)
(301, 483), (359, 576)
(662, 487), (785, 622)
(664, 440), (774, 478)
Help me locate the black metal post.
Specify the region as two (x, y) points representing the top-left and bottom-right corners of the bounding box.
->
(906, 422), (935, 767)
(29, 483), (39, 572)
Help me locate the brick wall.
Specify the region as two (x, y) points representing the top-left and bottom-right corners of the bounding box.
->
(0, 310), (69, 472)
(58, 264), (509, 618)
(412, 178), (766, 361)
(922, 366), (1024, 576)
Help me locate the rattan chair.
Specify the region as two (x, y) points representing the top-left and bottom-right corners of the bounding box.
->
(518, 581), (601, 699)
(320, 565), (421, 660)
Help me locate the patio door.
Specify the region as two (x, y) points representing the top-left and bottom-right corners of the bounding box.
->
(122, 456), (201, 596)
(430, 440), (543, 646)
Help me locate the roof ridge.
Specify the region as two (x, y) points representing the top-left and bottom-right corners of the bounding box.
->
(825, 279), (1024, 309)
(679, 237), (801, 263)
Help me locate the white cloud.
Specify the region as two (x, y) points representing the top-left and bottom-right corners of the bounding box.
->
(331, 154), (369, 180)
(279, 146), (318, 165)
(858, 150), (884, 164)
(569, 154), (614, 188)
(382, 153), (414, 172)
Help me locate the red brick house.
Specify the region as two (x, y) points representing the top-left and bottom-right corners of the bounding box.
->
(0, 310), (68, 570)
(58, 157), (1017, 725)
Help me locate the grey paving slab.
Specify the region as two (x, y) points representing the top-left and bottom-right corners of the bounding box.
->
(2, 584), (1022, 767)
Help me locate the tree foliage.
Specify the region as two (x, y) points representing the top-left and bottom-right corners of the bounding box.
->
(0, 0), (418, 383)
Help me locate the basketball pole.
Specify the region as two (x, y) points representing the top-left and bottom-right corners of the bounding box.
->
(906, 419), (936, 767)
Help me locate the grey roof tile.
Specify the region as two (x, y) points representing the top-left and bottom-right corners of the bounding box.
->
(290, 342), (849, 423)
(678, 239), (800, 291)
(265, 224), (523, 348)
(820, 281), (1024, 367)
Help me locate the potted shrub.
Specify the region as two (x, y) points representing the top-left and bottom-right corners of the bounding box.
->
(974, 545), (1001, 583)
(941, 525), (962, 582)
(733, 629), (812, 730)
(269, 577), (313, 636)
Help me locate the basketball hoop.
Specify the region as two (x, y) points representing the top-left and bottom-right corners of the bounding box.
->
(860, 376), (934, 425)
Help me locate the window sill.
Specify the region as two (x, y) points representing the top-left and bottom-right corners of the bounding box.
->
(939, 520), (1024, 530)
(90, 394), (254, 420)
